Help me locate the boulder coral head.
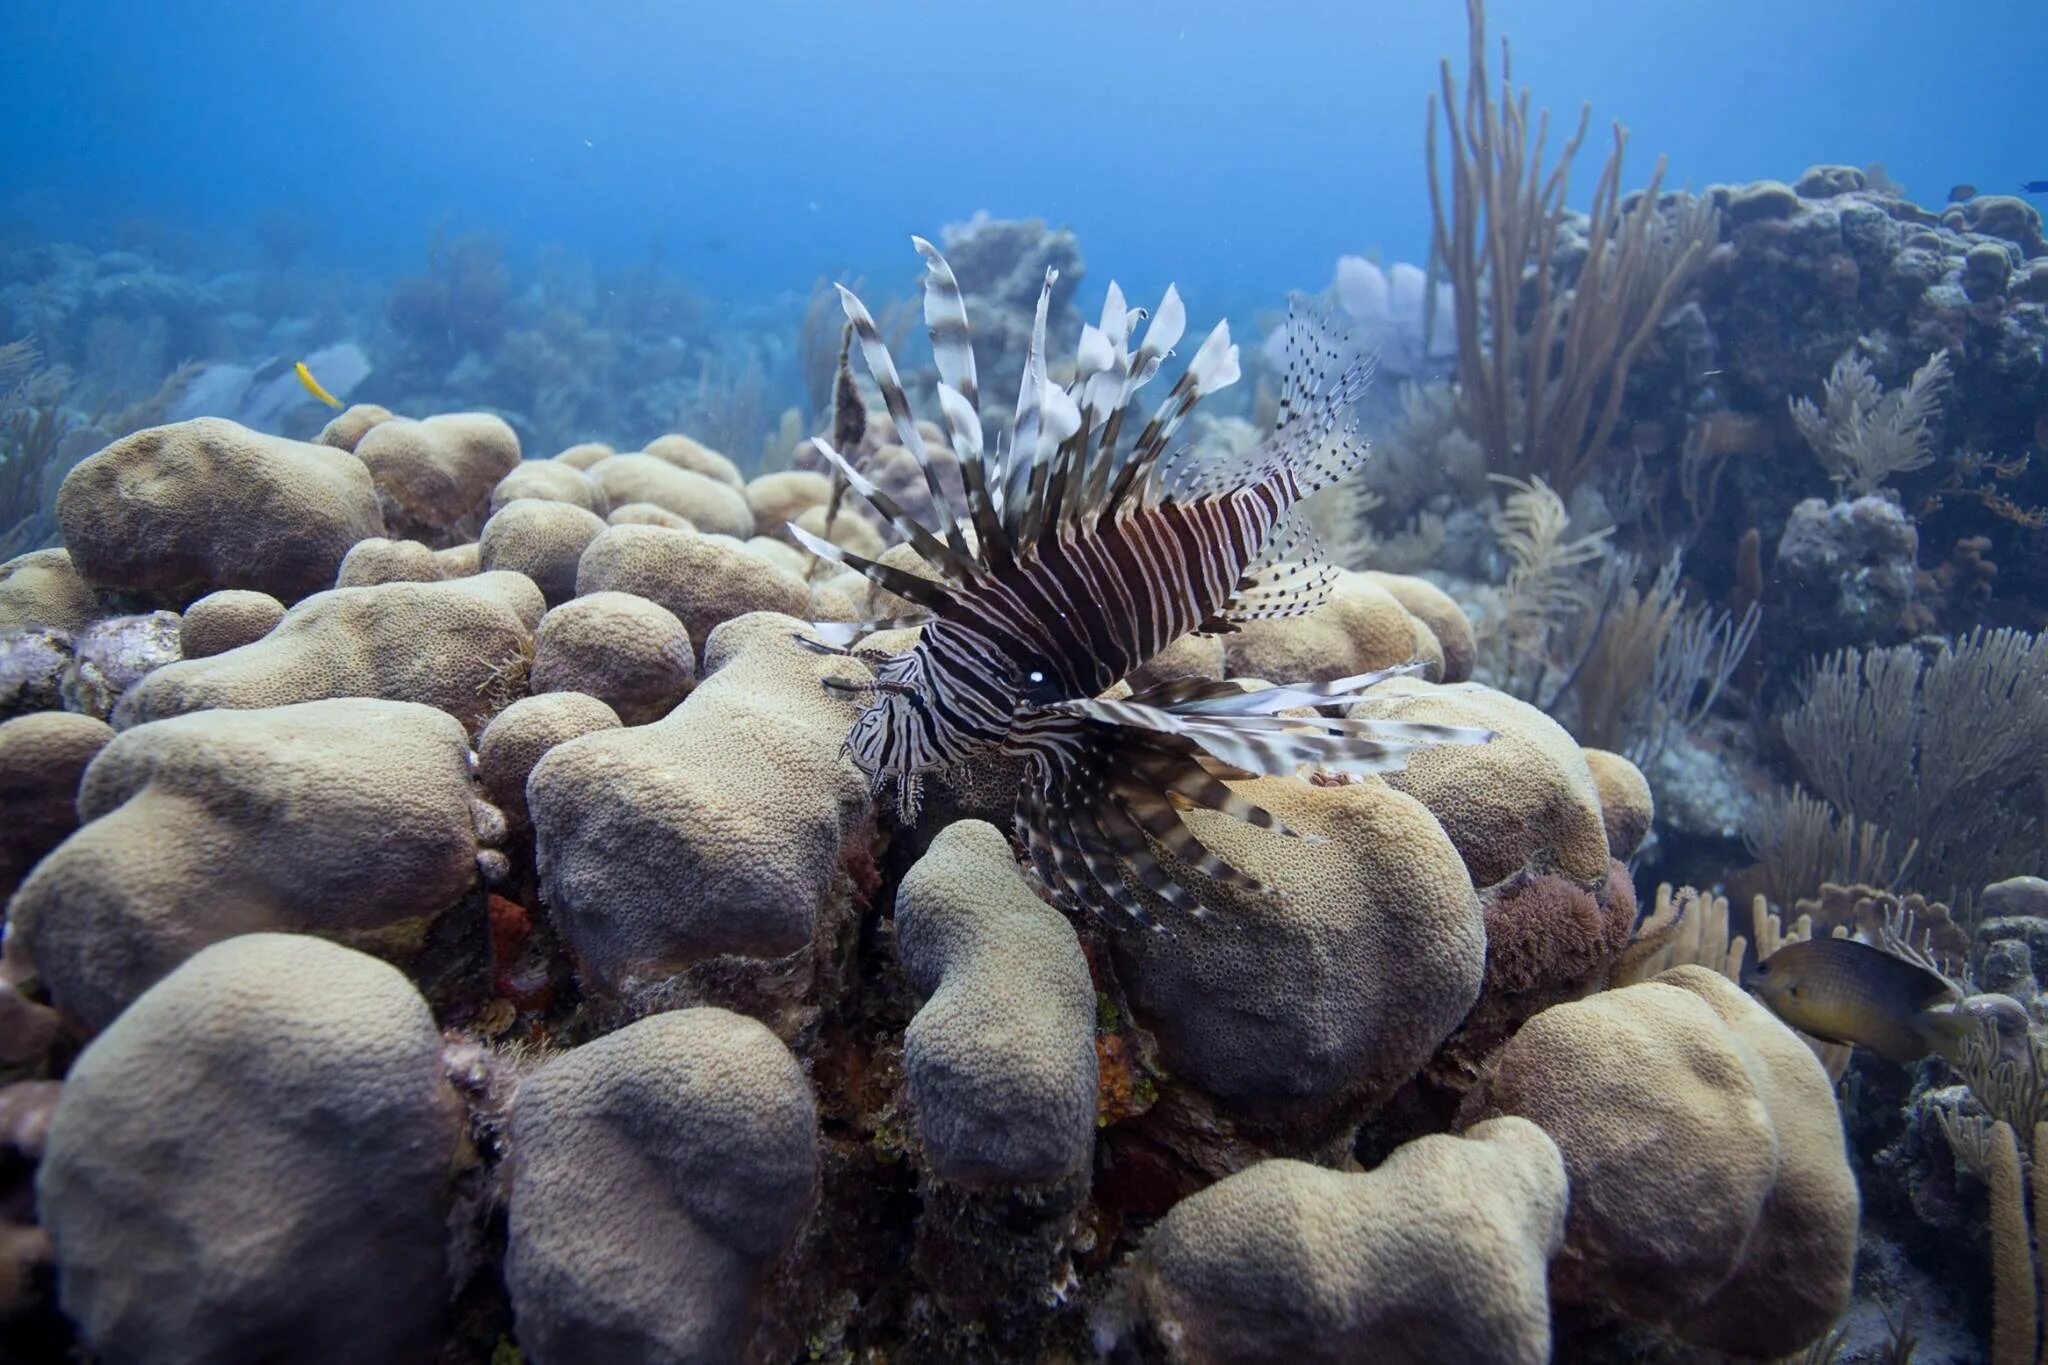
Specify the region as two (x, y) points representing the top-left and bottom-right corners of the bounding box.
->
(55, 418), (384, 606)
(112, 571), (543, 734)
(505, 1006), (818, 1365)
(36, 933), (463, 1365)
(1461, 965), (1857, 1356)
(528, 611), (872, 991)
(1123, 1117), (1567, 1365)
(894, 819), (1097, 1187)
(9, 697), (492, 1032)
(351, 412), (522, 545)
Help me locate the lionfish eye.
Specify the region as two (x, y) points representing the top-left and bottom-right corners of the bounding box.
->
(1028, 670), (1045, 684)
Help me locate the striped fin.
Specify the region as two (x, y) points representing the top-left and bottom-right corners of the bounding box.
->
(1250, 298), (1375, 498)
(837, 282), (975, 563)
(936, 381), (1011, 568)
(1219, 519), (1337, 624)
(912, 236), (978, 410)
(804, 437), (978, 583)
(1104, 319), (1242, 519)
(1001, 269), (1058, 548)
(787, 520), (955, 613)
(1010, 670), (1490, 926)
(1053, 694), (1481, 780)
(801, 614), (932, 647)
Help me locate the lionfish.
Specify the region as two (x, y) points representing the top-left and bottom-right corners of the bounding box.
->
(794, 237), (1487, 926)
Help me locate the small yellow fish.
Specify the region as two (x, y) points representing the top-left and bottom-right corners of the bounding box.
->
(1743, 937), (1973, 1064)
(295, 361), (344, 409)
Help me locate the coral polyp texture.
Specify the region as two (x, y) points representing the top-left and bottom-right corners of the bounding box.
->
(1461, 965), (1858, 1355)
(350, 412), (522, 543)
(36, 933), (462, 1365)
(527, 612), (871, 989)
(1123, 1117), (1568, 1365)
(54, 418), (383, 605)
(112, 571), (542, 732)
(9, 697), (490, 1031)
(504, 1007), (819, 1365)
(894, 820), (1097, 1185)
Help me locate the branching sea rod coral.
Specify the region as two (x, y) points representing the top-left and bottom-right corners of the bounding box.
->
(1426, 0), (1717, 496)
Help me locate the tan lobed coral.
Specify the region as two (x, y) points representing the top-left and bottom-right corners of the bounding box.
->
(894, 820), (1098, 1186)
(335, 536), (443, 588)
(434, 542), (481, 578)
(1360, 570), (1476, 682)
(745, 470), (832, 539)
(55, 417), (383, 605)
(176, 589), (285, 659)
(607, 501), (697, 530)
(0, 711), (113, 901)
(529, 590), (696, 725)
(36, 934), (462, 1365)
(1353, 677), (1612, 889)
(574, 525), (809, 658)
(478, 498), (608, 606)
(1222, 570), (1446, 685)
(743, 536), (810, 580)
(585, 455), (753, 538)
(352, 412), (522, 544)
(0, 548), (97, 632)
(489, 459), (611, 517)
(528, 612), (871, 989)
(1581, 747), (1655, 858)
(643, 433), (746, 489)
(8, 698), (492, 1032)
(1127, 1117), (1567, 1364)
(312, 401), (396, 452)
(1106, 775), (1483, 1124)
(113, 571), (542, 733)
(1460, 965), (1857, 1356)
(505, 1007), (818, 1365)
(476, 692), (622, 830)
(793, 503), (887, 560)
(550, 440), (615, 469)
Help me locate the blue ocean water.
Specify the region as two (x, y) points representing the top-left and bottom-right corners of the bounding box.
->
(3, 0), (2040, 316)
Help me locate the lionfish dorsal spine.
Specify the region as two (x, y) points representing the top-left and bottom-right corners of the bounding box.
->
(835, 282), (975, 564)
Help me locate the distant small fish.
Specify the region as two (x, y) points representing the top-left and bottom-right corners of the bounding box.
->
(1743, 937), (1972, 1064)
(2022, 180), (2048, 195)
(1948, 183), (1977, 203)
(294, 361), (344, 409)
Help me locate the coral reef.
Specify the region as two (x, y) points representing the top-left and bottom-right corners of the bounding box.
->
(527, 613), (870, 991)
(527, 589), (696, 723)
(1462, 965), (1858, 1355)
(0, 711), (112, 900)
(175, 589), (284, 658)
(476, 498), (607, 606)
(573, 524), (808, 656)
(894, 820), (1097, 1186)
